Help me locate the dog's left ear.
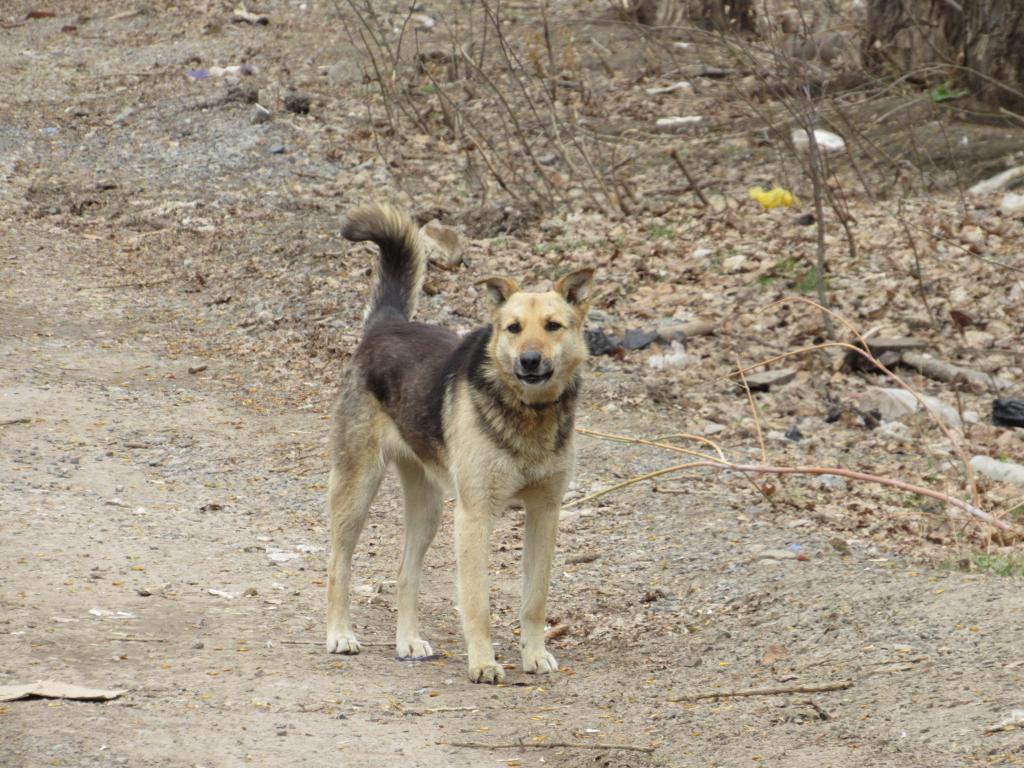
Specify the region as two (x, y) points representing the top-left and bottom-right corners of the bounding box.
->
(476, 276), (520, 309)
(554, 267), (595, 308)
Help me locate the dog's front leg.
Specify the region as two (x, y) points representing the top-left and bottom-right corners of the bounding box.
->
(454, 499), (504, 684)
(520, 489), (561, 675)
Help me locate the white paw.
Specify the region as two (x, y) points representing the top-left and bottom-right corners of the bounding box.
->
(522, 647), (558, 675)
(326, 632), (362, 654)
(468, 659), (505, 684)
(396, 637), (433, 659)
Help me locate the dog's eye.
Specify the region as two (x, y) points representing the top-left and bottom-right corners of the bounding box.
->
(506, 322), (522, 334)
(544, 321), (563, 332)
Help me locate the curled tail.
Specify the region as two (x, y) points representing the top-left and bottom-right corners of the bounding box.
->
(341, 203), (425, 324)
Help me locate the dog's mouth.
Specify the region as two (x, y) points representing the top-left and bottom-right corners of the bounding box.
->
(515, 369), (553, 386)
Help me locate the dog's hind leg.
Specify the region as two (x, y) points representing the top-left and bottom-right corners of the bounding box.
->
(518, 484), (564, 675)
(326, 457), (384, 654)
(394, 458), (443, 658)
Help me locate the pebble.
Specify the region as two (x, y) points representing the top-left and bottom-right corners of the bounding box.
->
(859, 387), (970, 430)
(791, 128), (845, 153)
(818, 474), (848, 491)
(970, 456), (1024, 486)
(999, 192), (1024, 217)
(743, 368), (797, 392)
(655, 116), (703, 131)
(251, 104), (271, 124)
(722, 254), (748, 273)
(283, 93), (311, 115)
(269, 144), (286, 155)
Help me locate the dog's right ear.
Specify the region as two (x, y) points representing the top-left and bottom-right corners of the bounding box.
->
(476, 276), (520, 309)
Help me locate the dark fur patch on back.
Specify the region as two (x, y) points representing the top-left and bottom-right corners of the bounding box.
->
(355, 320), (578, 463)
(356, 320), (461, 461)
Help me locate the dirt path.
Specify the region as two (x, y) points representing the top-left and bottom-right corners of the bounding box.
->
(2, 3), (1023, 767)
(3, 226), (1023, 768)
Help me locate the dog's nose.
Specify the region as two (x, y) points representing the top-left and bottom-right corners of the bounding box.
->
(519, 351), (542, 371)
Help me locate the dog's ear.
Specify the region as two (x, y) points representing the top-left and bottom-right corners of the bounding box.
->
(477, 276), (520, 309)
(554, 267), (595, 308)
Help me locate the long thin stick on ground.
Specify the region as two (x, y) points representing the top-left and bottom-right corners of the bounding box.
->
(670, 679), (853, 703)
(445, 740), (656, 754)
(572, 428), (1011, 531)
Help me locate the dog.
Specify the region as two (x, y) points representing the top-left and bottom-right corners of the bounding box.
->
(325, 202), (594, 684)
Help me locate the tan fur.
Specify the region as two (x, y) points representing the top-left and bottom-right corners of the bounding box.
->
(327, 218), (595, 684)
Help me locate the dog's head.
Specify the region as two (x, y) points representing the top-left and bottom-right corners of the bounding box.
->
(479, 268), (595, 405)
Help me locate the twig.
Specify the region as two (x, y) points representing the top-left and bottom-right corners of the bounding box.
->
(669, 679), (853, 702)
(79, 277), (175, 290)
(572, 428), (1011, 531)
(280, 639), (394, 647)
(402, 705), (478, 715)
(736, 356), (766, 465)
(669, 148), (710, 207)
(445, 740), (656, 754)
(563, 461), (706, 508)
(0, 417), (31, 427)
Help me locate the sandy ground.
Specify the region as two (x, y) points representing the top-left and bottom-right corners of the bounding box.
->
(2, 2), (1023, 767)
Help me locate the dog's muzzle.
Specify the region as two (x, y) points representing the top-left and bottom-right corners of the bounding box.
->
(515, 352), (553, 385)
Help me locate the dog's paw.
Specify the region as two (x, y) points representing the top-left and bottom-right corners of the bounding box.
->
(467, 659), (505, 685)
(522, 647), (558, 675)
(326, 632), (362, 654)
(396, 637), (433, 659)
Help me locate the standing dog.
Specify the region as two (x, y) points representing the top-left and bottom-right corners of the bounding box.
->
(326, 203), (593, 684)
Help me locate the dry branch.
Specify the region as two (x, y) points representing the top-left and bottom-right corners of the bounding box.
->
(669, 679), (853, 703)
(570, 429), (1011, 531)
(445, 740), (656, 754)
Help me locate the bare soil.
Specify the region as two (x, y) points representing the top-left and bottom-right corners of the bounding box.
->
(2, 3), (1023, 767)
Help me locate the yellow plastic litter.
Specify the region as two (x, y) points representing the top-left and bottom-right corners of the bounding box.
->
(749, 185), (797, 209)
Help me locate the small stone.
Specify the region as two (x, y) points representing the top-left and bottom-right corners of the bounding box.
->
(269, 144), (286, 155)
(999, 192), (1024, 217)
(243, 586), (258, 597)
(251, 104), (271, 124)
(135, 588), (152, 597)
(622, 328), (659, 351)
(192, 640), (205, 649)
(742, 368), (797, 392)
(797, 213), (815, 226)
(970, 456), (1024, 486)
(587, 308), (615, 326)
(283, 93), (311, 115)
(818, 474), (848, 491)
(791, 128), (845, 153)
(859, 387), (966, 429)
(655, 115), (703, 132)
(722, 254), (749, 273)
(829, 537), (850, 554)
(784, 424), (803, 441)
(420, 220), (464, 269)
(645, 81), (693, 95)
(656, 321), (688, 345)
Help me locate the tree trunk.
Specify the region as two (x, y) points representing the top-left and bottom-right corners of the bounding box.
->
(963, 0), (1024, 110)
(863, 0), (1024, 111)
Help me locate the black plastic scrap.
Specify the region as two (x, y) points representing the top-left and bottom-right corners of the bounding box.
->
(993, 399), (1024, 428)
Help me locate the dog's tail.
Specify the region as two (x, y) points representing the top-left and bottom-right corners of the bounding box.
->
(341, 203), (425, 323)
